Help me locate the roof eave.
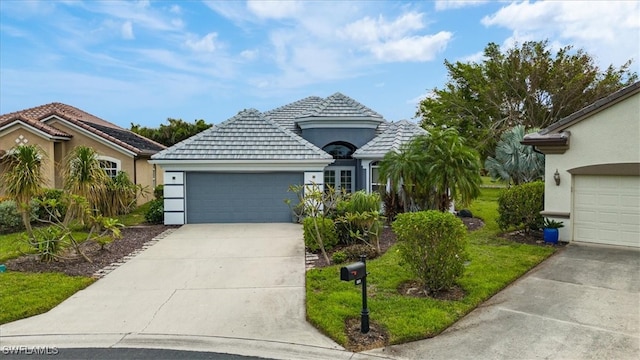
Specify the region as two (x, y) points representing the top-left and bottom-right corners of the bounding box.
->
(521, 131), (571, 155)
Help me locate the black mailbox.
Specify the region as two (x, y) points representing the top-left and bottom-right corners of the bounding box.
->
(340, 261), (366, 281)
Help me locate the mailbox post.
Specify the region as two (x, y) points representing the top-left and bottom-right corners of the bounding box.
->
(340, 255), (369, 333)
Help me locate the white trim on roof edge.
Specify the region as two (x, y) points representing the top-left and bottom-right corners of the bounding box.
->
(0, 120), (70, 141)
(296, 118), (383, 130)
(151, 159), (334, 172)
(42, 115), (137, 157)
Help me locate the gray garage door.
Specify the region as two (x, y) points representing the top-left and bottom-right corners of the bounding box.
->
(186, 172), (303, 223)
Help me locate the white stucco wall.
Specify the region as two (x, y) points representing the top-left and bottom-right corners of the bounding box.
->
(544, 91), (640, 241)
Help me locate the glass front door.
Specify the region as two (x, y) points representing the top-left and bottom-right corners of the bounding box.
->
(324, 167), (355, 193)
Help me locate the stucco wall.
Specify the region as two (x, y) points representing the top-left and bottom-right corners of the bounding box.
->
(544, 92), (640, 241)
(301, 128), (377, 148)
(0, 126), (56, 191)
(136, 158), (163, 204)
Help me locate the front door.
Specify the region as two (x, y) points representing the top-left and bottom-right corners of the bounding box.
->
(324, 167), (355, 193)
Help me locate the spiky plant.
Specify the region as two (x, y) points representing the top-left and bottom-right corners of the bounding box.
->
(485, 125), (545, 185)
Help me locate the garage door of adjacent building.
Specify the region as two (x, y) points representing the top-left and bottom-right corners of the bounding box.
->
(186, 172), (303, 223)
(573, 175), (640, 247)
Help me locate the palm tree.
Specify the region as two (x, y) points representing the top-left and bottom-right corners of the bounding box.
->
(379, 144), (425, 212)
(0, 145), (46, 238)
(485, 125), (545, 185)
(62, 146), (109, 225)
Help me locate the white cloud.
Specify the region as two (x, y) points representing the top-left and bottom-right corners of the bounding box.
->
(482, 1), (640, 69)
(185, 33), (218, 53)
(121, 21), (134, 39)
(368, 31), (452, 62)
(247, 0), (302, 19)
(435, 0), (489, 11)
(240, 49), (258, 60)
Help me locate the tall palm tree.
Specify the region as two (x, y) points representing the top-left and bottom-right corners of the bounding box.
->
(485, 125), (545, 185)
(62, 146), (109, 224)
(0, 144), (46, 238)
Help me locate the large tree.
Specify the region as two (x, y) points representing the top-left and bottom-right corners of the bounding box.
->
(419, 40), (637, 160)
(131, 118), (211, 147)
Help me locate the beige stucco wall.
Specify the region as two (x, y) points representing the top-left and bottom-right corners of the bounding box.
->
(0, 126), (56, 192)
(135, 158), (164, 204)
(544, 92), (640, 241)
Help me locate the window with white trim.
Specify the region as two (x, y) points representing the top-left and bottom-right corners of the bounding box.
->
(371, 161), (382, 192)
(97, 156), (121, 179)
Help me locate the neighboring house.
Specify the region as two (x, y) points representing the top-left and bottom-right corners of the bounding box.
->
(522, 81), (640, 248)
(150, 93), (426, 224)
(0, 103), (166, 201)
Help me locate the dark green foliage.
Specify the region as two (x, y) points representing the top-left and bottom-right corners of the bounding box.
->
(0, 200), (23, 232)
(36, 189), (67, 221)
(334, 191), (383, 249)
(497, 181), (545, 233)
(303, 217), (338, 252)
(393, 211), (468, 292)
(485, 125), (545, 185)
(130, 118), (212, 147)
(144, 199), (164, 224)
(343, 244), (379, 261)
(153, 184), (164, 200)
(331, 250), (348, 264)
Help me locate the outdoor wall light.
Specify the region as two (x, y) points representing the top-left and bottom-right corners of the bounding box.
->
(553, 169), (561, 186)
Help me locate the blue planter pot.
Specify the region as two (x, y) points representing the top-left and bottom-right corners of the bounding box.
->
(543, 228), (559, 244)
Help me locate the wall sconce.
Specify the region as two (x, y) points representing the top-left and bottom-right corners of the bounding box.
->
(553, 169), (561, 186)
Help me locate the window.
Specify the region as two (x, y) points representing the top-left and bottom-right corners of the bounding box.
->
(324, 167), (354, 193)
(322, 142), (356, 159)
(97, 156), (121, 179)
(371, 161), (382, 192)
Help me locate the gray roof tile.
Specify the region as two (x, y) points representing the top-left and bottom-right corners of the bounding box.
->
(296, 92), (384, 119)
(353, 120), (427, 158)
(152, 109), (332, 161)
(264, 96), (324, 134)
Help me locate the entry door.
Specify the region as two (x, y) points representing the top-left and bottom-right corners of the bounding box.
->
(324, 167), (355, 193)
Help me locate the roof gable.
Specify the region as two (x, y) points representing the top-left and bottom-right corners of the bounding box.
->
(151, 109), (333, 161)
(264, 96), (324, 134)
(354, 120), (427, 158)
(296, 92), (384, 120)
(0, 114), (72, 139)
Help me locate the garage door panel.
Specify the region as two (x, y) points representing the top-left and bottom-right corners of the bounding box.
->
(574, 175), (640, 248)
(186, 172), (303, 223)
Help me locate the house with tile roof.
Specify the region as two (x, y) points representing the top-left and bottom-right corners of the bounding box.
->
(0, 103), (166, 202)
(151, 93), (426, 224)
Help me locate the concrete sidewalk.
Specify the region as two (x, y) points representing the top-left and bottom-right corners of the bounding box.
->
(1, 224), (392, 360)
(366, 243), (640, 360)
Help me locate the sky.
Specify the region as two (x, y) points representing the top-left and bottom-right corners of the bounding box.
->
(1, 0), (639, 128)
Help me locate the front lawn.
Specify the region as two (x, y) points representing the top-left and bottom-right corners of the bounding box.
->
(305, 187), (556, 349)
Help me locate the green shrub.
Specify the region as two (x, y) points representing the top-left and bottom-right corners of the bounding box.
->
(335, 191), (383, 247)
(343, 243), (379, 261)
(154, 184), (164, 200)
(393, 210), (468, 293)
(331, 250), (348, 264)
(144, 199), (164, 224)
(497, 181), (544, 233)
(303, 217), (338, 252)
(0, 200), (22, 232)
(37, 189), (67, 221)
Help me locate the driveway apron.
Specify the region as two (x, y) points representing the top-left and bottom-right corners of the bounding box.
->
(0, 224), (341, 353)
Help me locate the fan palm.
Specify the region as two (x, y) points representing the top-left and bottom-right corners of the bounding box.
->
(0, 144), (46, 238)
(485, 125), (545, 185)
(62, 146), (109, 224)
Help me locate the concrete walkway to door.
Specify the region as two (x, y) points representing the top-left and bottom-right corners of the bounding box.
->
(0, 224), (388, 360)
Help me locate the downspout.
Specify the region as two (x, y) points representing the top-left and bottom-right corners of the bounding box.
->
(133, 155), (138, 185)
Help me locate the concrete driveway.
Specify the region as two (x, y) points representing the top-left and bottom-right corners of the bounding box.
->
(367, 243), (640, 360)
(1, 224), (383, 360)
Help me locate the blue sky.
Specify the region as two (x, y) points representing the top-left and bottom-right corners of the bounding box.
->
(1, 0), (639, 128)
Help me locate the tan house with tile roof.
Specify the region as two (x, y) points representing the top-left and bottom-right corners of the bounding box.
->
(0, 103), (165, 202)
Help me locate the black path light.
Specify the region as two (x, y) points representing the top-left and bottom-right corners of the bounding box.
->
(340, 255), (369, 333)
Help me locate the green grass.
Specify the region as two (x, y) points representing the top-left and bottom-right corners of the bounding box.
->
(481, 175), (507, 188)
(306, 187), (555, 347)
(0, 272), (94, 325)
(116, 201), (152, 226)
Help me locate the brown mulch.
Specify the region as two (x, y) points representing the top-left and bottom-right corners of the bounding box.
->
(345, 318), (390, 352)
(5, 225), (175, 277)
(501, 229), (568, 248)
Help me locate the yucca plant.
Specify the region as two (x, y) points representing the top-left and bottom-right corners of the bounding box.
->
(0, 144), (46, 239)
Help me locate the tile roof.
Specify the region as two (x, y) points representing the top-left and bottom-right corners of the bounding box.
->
(264, 96), (324, 134)
(151, 109), (333, 161)
(296, 92), (384, 120)
(0, 114), (72, 138)
(0, 102), (165, 156)
(353, 120), (427, 158)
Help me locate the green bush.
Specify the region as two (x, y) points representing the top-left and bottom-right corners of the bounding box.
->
(393, 210), (468, 293)
(335, 191), (383, 246)
(37, 188), (67, 221)
(302, 217), (338, 252)
(0, 200), (22, 232)
(343, 243), (379, 261)
(153, 184), (164, 200)
(497, 181), (544, 233)
(144, 199), (164, 224)
(331, 250), (348, 264)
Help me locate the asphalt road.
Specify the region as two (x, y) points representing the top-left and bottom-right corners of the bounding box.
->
(1, 347), (271, 360)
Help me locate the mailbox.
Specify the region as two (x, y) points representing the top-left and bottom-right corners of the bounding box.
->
(340, 261), (366, 281)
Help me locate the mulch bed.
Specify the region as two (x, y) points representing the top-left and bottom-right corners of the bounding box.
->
(5, 225), (176, 277)
(345, 318), (389, 352)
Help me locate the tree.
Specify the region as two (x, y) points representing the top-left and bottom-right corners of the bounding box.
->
(379, 127), (482, 213)
(485, 125), (545, 185)
(61, 146), (109, 225)
(419, 40), (637, 160)
(0, 145), (46, 238)
(131, 118), (212, 146)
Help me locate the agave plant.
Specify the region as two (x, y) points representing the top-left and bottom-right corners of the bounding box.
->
(0, 144), (46, 238)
